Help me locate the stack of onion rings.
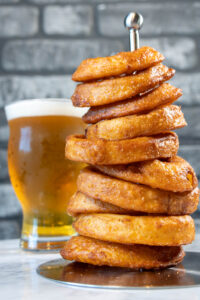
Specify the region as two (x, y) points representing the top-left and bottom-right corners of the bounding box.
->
(61, 46), (199, 270)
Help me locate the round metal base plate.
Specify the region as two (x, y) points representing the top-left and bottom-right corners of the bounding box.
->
(37, 251), (200, 289)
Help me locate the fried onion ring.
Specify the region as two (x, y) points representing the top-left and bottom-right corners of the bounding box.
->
(77, 167), (199, 215)
(95, 156), (198, 192)
(83, 84), (182, 124)
(86, 105), (186, 140)
(74, 214), (195, 246)
(60, 236), (185, 269)
(67, 192), (130, 217)
(67, 192), (193, 217)
(65, 133), (178, 165)
(71, 64), (175, 107)
(72, 46), (164, 82)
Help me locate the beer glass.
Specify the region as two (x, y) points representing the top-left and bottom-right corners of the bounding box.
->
(5, 99), (87, 251)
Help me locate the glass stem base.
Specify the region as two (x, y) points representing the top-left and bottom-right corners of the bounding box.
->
(20, 235), (72, 252)
(20, 216), (75, 251)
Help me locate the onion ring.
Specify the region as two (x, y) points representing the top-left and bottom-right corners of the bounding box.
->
(83, 83), (182, 124)
(86, 105), (186, 140)
(74, 214), (195, 246)
(72, 46), (164, 82)
(77, 167), (199, 215)
(60, 236), (185, 269)
(71, 64), (175, 107)
(95, 156), (198, 192)
(65, 132), (178, 165)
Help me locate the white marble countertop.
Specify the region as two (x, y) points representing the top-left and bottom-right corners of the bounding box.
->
(1, 237), (200, 300)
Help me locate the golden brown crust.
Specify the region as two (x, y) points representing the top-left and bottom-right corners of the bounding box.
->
(71, 64), (175, 107)
(74, 214), (195, 246)
(72, 47), (164, 82)
(83, 84), (182, 124)
(65, 132), (179, 165)
(60, 236), (185, 269)
(77, 167), (199, 215)
(86, 105), (186, 140)
(95, 156), (198, 192)
(67, 192), (130, 217)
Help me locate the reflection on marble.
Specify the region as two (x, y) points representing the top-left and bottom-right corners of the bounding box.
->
(0, 236), (200, 300)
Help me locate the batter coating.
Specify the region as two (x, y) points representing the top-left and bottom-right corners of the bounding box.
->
(65, 133), (178, 165)
(83, 83), (182, 124)
(77, 167), (199, 215)
(72, 64), (175, 107)
(67, 192), (130, 217)
(60, 236), (185, 269)
(74, 214), (195, 246)
(72, 46), (164, 82)
(86, 105), (186, 140)
(95, 156), (198, 193)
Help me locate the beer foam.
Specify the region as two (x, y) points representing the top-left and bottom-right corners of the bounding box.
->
(5, 99), (88, 121)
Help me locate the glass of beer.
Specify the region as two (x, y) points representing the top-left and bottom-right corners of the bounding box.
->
(5, 99), (87, 251)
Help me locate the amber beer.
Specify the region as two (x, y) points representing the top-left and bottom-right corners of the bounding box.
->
(5, 99), (87, 251)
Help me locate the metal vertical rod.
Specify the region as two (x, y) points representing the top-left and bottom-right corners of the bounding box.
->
(124, 12), (143, 51)
(129, 29), (140, 51)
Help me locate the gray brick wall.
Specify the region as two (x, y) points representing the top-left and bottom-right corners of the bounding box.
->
(0, 0), (200, 239)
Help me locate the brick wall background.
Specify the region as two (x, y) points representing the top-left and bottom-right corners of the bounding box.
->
(0, 0), (200, 239)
